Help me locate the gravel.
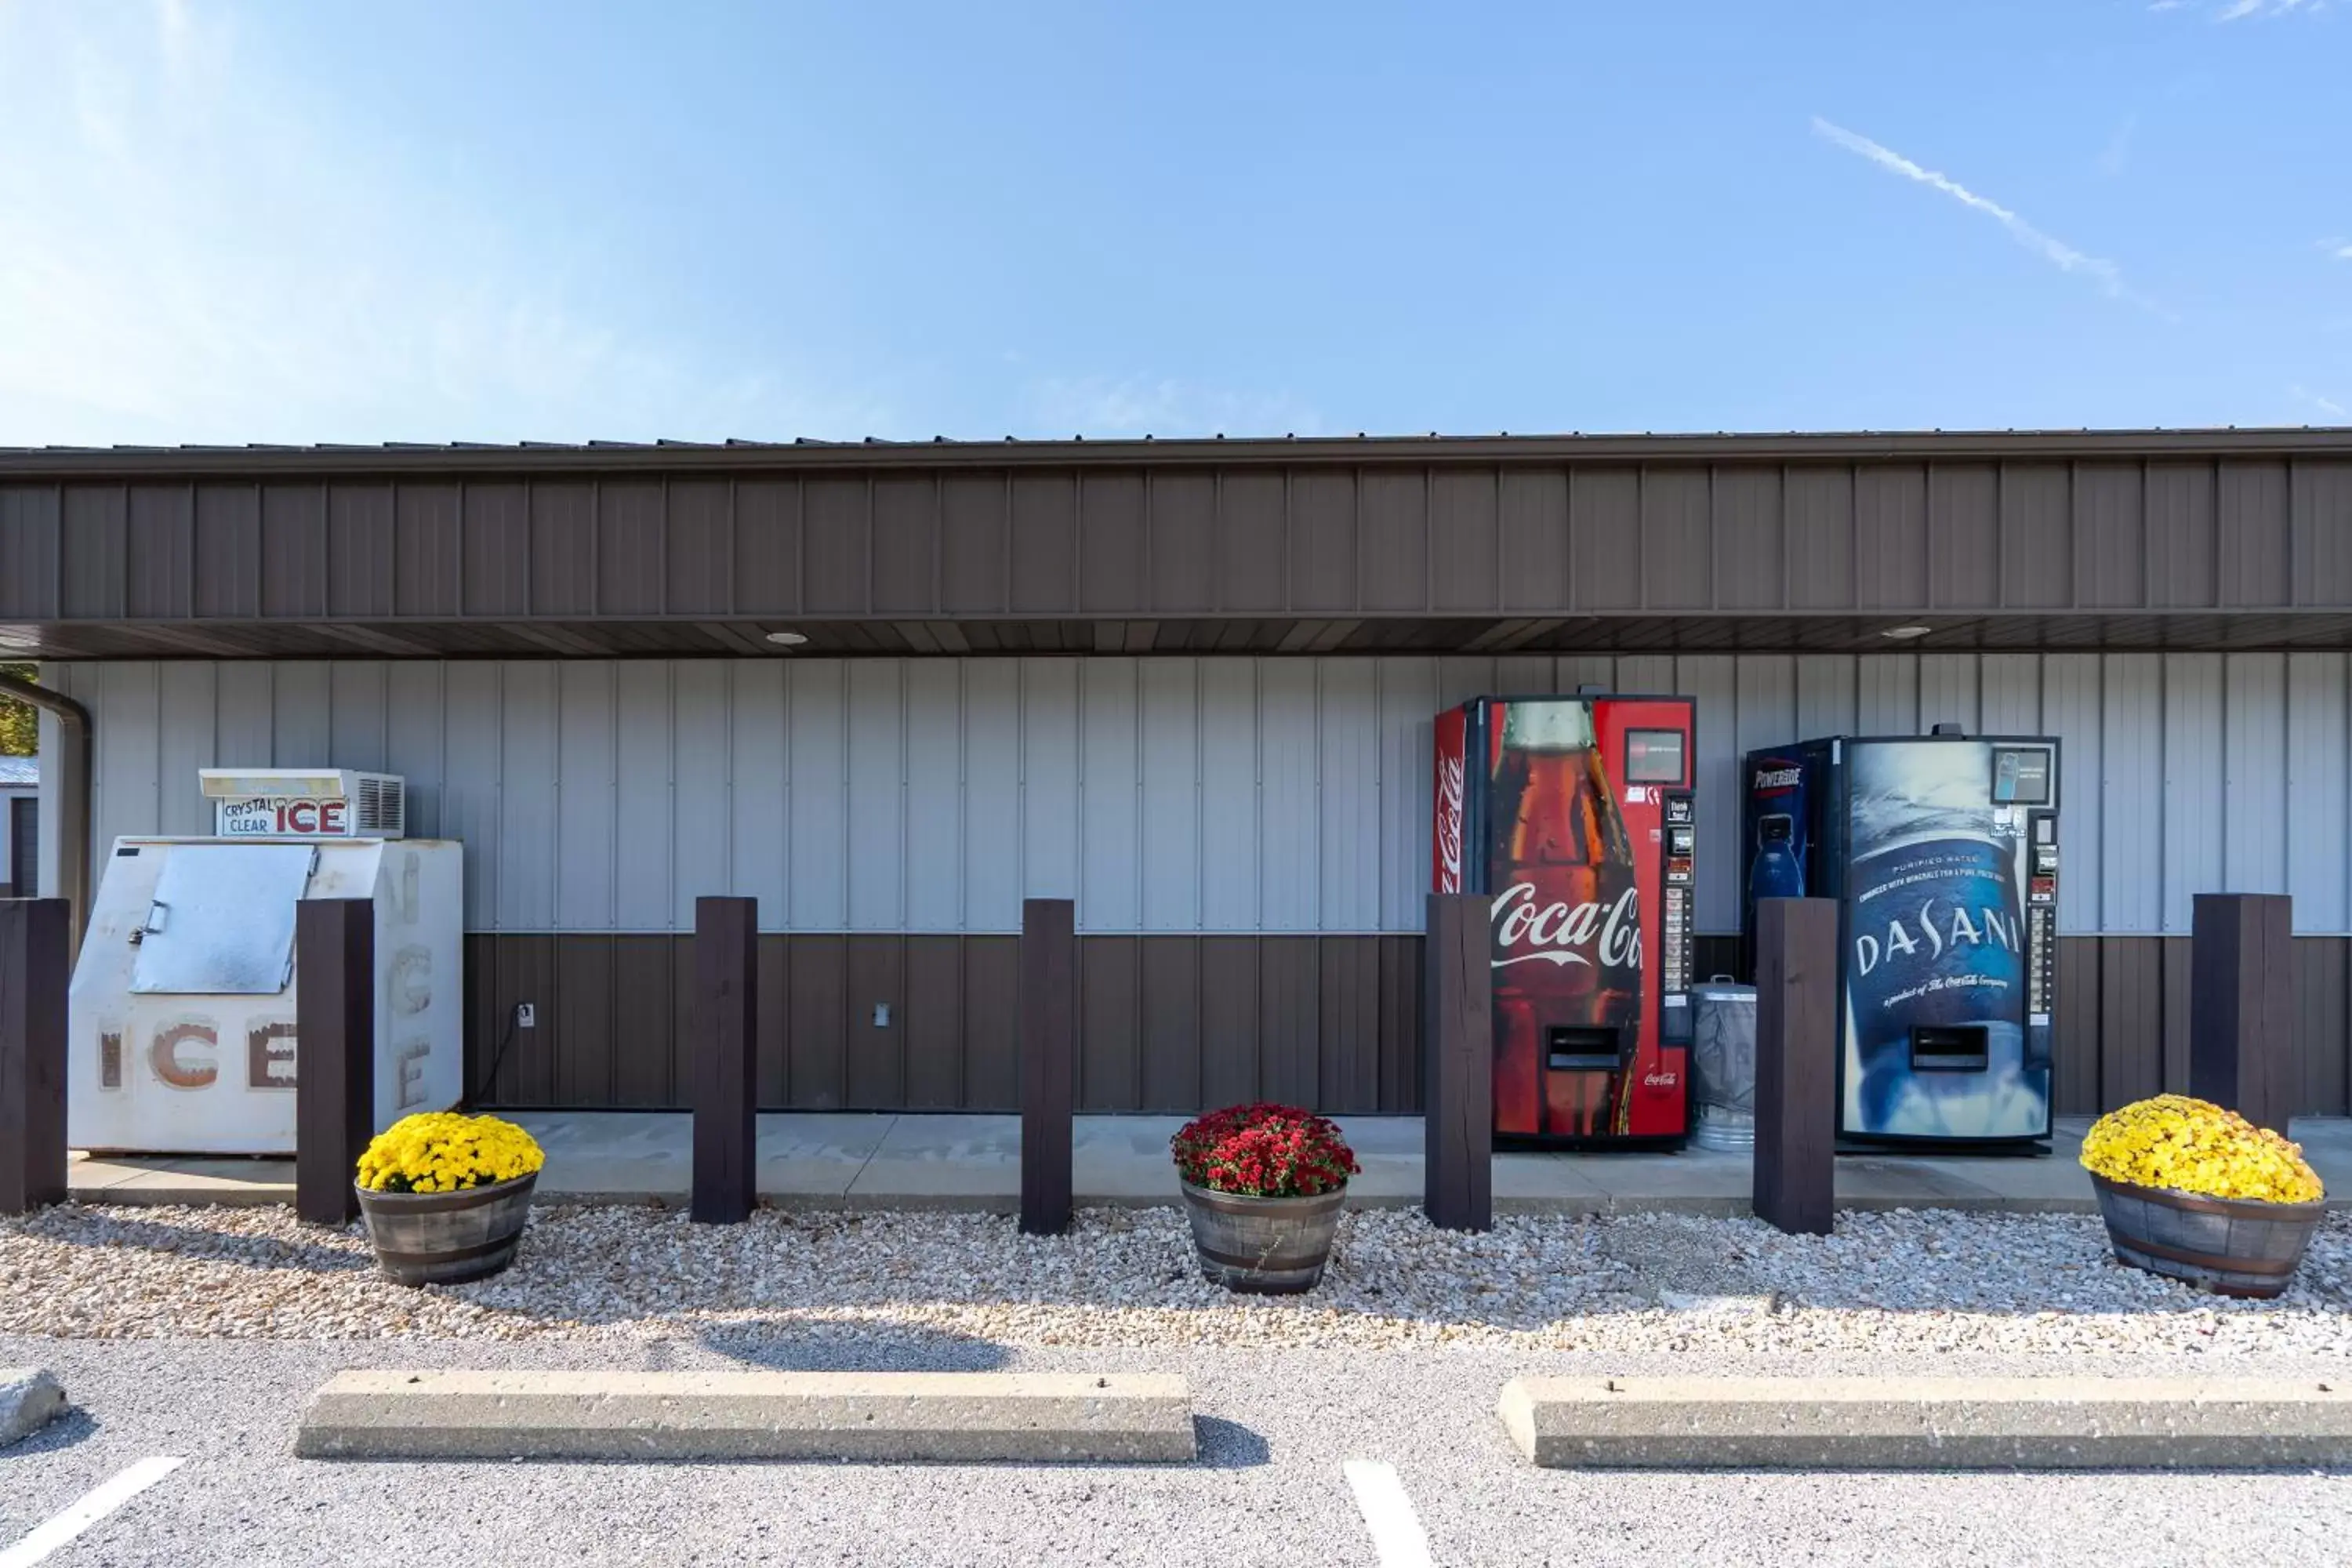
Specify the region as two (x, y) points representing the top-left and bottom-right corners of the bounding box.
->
(4, 1202), (2350, 1355)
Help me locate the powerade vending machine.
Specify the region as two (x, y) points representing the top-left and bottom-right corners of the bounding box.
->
(1739, 732), (2060, 1150)
(1433, 695), (1698, 1149)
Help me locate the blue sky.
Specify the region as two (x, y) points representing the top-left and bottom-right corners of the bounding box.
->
(1, 1), (2345, 445)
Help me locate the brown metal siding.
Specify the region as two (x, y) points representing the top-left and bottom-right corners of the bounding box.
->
(597, 479), (666, 617)
(0, 485), (60, 619)
(60, 485), (127, 619)
(1009, 473), (1077, 614)
(666, 479), (734, 615)
(1147, 473), (1216, 614)
(1428, 470), (1498, 612)
(1077, 471), (1147, 614)
(1784, 467), (1855, 610)
(394, 482), (463, 616)
(2074, 464), (2144, 608)
(2219, 461), (2291, 608)
(2000, 464), (2073, 609)
(1641, 467), (1711, 610)
(125, 485), (193, 619)
(260, 483), (328, 618)
(1930, 464), (2001, 609)
(1712, 468), (1783, 611)
(1497, 469), (1569, 612)
(468, 932), (2352, 1117)
(2295, 462), (2352, 608)
(328, 483), (396, 618)
(1854, 464), (1929, 608)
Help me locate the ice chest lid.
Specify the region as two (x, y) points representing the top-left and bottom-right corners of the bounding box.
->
(1690, 982), (1757, 1005)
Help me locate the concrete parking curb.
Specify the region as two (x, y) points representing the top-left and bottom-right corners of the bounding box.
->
(296, 1369), (1196, 1463)
(1, 1367), (67, 1449)
(1498, 1375), (2352, 1469)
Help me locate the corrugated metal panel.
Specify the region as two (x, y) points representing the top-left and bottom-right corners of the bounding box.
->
(2219, 461), (2292, 608)
(1930, 465), (2001, 609)
(1999, 464), (2072, 609)
(2287, 654), (2350, 932)
(2294, 462), (2352, 608)
(52, 650), (2352, 939)
(0, 485), (61, 619)
(2074, 464), (2144, 608)
(2223, 653), (2288, 894)
(2100, 656), (2163, 934)
(1573, 470), (1642, 610)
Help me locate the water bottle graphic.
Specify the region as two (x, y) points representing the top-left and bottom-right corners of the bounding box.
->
(1843, 740), (2039, 1140)
(1748, 814), (1803, 902)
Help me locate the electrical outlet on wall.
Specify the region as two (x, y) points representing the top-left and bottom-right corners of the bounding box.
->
(515, 1002), (536, 1029)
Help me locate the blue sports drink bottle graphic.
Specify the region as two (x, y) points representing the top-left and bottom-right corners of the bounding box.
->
(1748, 813), (1803, 902)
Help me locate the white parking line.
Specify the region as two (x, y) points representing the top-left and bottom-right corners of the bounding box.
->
(1342, 1458), (1434, 1568)
(0, 1457), (186, 1568)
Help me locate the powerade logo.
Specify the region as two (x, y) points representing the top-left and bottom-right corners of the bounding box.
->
(1752, 766), (1802, 792)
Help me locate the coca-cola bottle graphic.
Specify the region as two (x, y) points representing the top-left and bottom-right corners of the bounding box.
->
(1488, 701), (1643, 1138)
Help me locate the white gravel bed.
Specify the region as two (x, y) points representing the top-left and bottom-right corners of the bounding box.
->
(4, 1202), (2350, 1356)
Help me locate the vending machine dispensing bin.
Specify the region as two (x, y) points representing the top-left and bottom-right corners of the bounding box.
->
(1739, 734), (2060, 1151)
(1433, 695), (1698, 1149)
(67, 769), (464, 1156)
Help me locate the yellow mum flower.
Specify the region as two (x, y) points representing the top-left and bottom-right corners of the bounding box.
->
(2080, 1094), (2322, 1204)
(356, 1112), (546, 1194)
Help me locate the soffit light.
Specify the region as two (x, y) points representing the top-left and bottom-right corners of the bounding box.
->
(1880, 625), (1933, 641)
(765, 630), (809, 647)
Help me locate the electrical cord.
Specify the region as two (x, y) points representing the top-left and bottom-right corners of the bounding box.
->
(466, 1011), (522, 1110)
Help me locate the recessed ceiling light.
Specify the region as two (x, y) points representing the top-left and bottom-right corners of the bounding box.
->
(764, 630), (808, 647)
(1880, 625), (1933, 641)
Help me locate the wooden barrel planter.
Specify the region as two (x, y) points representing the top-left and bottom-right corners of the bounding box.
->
(1179, 1182), (1345, 1294)
(2090, 1173), (2324, 1299)
(355, 1172), (538, 1287)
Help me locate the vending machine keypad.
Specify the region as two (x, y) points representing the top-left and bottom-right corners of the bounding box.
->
(1661, 793), (1695, 1041)
(2025, 811), (2057, 1033)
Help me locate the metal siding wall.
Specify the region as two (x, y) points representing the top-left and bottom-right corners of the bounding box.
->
(2287, 654), (2350, 932)
(2223, 654), (2288, 895)
(44, 652), (2352, 941)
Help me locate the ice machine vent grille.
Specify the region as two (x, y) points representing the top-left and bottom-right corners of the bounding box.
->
(354, 775), (405, 836)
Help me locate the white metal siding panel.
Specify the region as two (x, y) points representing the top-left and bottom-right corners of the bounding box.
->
(2287, 653), (2350, 933)
(385, 662), (446, 840)
(1918, 655), (1979, 735)
(1257, 659), (1319, 931)
(2224, 653), (2288, 895)
(1734, 655), (1797, 757)
(156, 662), (217, 837)
(215, 663), (274, 773)
(848, 660), (906, 931)
(1793, 656), (1857, 738)
(1079, 658), (1139, 932)
(1377, 656), (1439, 931)
(1557, 655), (1617, 695)
(1021, 659), (1080, 904)
(611, 662), (672, 931)
(787, 661), (848, 928)
(669, 662), (731, 932)
(1856, 655), (1918, 735)
(554, 662), (616, 931)
(96, 663), (160, 860)
(1494, 654), (1556, 695)
(2100, 656), (2164, 933)
(2042, 655), (2103, 934)
(1675, 656), (1739, 930)
(272, 663), (330, 768)
(497, 663), (557, 931)
(328, 662), (388, 773)
(960, 659), (1022, 931)
(1318, 659), (1381, 931)
(441, 662), (503, 931)
(729, 662), (789, 921)
(1198, 659), (1259, 931)
(902, 661), (964, 931)
(1615, 655), (1675, 696)
(1138, 659), (1200, 931)
(2161, 654), (2223, 932)
(1979, 655), (2042, 735)
(1436, 655), (1496, 712)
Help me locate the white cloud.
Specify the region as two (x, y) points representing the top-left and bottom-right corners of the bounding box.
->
(2096, 115), (2137, 178)
(2216, 0), (2325, 17)
(1810, 118), (2165, 314)
(1021, 375), (1326, 439)
(0, 2), (888, 446)
(2291, 385), (2350, 419)
(2326, 239), (2352, 260)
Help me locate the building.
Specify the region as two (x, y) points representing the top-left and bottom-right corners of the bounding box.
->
(0, 756), (34, 898)
(4, 427), (2350, 1117)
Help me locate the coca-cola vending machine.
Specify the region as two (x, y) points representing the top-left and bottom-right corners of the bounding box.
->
(1433, 695), (1698, 1148)
(1738, 731), (2060, 1150)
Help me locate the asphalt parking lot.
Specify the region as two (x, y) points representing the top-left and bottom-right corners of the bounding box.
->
(7, 1337), (2352, 1567)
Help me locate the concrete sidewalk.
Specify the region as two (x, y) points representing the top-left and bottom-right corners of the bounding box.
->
(63, 1113), (2352, 1216)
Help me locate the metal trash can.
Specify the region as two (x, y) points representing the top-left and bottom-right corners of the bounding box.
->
(1690, 981), (1758, 1153)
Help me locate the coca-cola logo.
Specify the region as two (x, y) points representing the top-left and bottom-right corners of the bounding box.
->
(1435, 752), (1465, 892)
(1642, 1070), (1677, 1087)
(1491, 884), (1642, 971)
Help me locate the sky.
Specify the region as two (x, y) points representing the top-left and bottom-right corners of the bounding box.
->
(0, 0), (2346, 446)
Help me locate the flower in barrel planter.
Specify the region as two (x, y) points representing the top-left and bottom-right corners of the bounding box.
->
(354, 1112), (546, 1287)
(2079, 1094), (2325, 1298)
(1171, 1103), (1359, 1294)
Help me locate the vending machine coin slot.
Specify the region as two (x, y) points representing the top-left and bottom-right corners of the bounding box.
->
(1545, 1025), (1627, 1073)
(1911, 1024), (1991, 1073)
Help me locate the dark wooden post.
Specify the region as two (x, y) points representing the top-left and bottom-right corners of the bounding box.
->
(1423, 892), (1493, 1232)
(2189, 892), (2296, 1133)
(692, 896), (760, 1224)
(295, 898), (374, 1226)
(1753, 897), (1838, 1236)
(1020, 898), (1075, 1236)
(1, 899), (70, 1216)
